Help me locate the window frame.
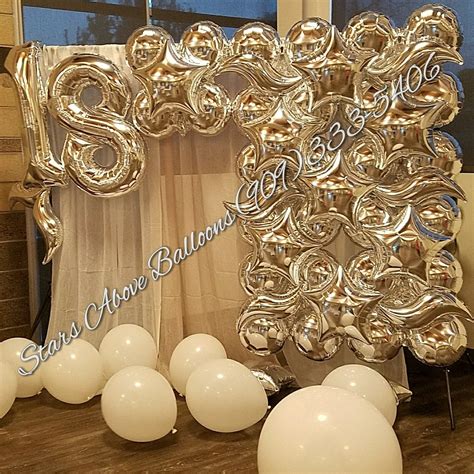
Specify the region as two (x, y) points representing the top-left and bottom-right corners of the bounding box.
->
(22, 0), (148, 18)
(151, 3), (277, 30)
(20, 1), (280, 42)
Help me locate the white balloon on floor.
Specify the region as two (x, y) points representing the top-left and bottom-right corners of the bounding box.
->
(1, 337), (43, 398)
(258, 386), (402, 473)
(42, 338), (103, 404)
(101, 366), (177, 442)
(0, 361), (17, 418)
(186, 358), (268, 433)
(169, 334), (227, 395)
(99, 324), (157, 379)
(322, 364), (398, 425)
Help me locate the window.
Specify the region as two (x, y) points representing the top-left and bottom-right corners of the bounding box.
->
(332, 0), (474, 172)
(22, 1), (147, 45)
(22, 0), (277, 45)
(151, 0), (277, 41)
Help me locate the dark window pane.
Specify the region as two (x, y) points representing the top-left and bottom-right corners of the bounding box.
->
(22, 1), (147, 45)
(152, 0), (276, 21)
(151, 0), (277, 32)
(152, 17), (237, 41)
(332, 0), (474, 172)
(222, 26), (238, 39)
(151, 18), (190, 41)
(88, 0), (144, 4)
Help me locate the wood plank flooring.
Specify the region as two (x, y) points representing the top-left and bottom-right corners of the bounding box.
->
(1, 352), (473, 473)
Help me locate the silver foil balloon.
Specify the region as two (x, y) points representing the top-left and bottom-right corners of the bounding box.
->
(290, 301), (345, 361)
(5, 43), (66, 263)
(5, 42), (66, 188)
(125, 25), (231, 138)
(48, 54), (147, 197)
(407, 316), (467, 367)
(246, 362), (297, 396)
(237, 296), (296, 356)
(389, 380), (412, 404)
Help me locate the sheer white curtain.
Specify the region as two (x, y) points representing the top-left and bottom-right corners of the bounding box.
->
(43, 45), (407, 385)
(43, 45), (258, 377)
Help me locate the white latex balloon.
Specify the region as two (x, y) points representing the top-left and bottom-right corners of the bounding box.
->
(1, 337), (43, 398)
(169, 334), (227, 395)
(101, 366), (177, 442)
(0, 361), (17, 418)
(258, 386), (402, 473)
(322, 364), (398, 425)
(99, 324), (157, 379)
(186, 358), (268, 433)
(42, 339), (103, 404)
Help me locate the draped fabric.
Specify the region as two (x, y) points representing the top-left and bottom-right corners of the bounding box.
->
(43, 45), (407, 385)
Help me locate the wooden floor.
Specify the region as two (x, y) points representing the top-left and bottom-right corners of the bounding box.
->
(1, 352), (474, 473)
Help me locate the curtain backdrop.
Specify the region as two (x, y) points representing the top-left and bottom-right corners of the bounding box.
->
(43, 45), (407, 385)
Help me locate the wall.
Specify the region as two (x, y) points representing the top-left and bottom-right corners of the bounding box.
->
(277, 0), (330, 34)
(0, 0), (30, 341)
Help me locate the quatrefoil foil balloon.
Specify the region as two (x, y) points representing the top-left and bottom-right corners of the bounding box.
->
(6, 5), (471, 365)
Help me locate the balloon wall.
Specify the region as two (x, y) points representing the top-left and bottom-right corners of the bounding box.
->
(227, 6), (472, 367)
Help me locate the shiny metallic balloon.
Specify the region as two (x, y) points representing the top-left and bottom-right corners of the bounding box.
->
(48, 53), (147, 197)
(181, 21), (228, 64)
(126, 25), (230, 138)
(239, 252), (297, 299)
(225, 22), (300, 92)
(246, 362), (297, 396)
(237, 297), (295, 356)
(407, 316), (467, 367)
(406, 4), (462, 49)
(343, 12), (395, 57)
(379, 286), (471, 330)
(33, 189), (64, 264)
(291, 307), (344, 361)
(237, 313), (289, 356)
(428, 250), (463, 293)
(389, 380), (412, 404)
(346, 314), (405, 363)
(5, 42), (66, 188)
(5, 43), (67, 263)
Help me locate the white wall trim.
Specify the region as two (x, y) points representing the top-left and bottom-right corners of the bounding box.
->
(278, 0), (331, 35)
